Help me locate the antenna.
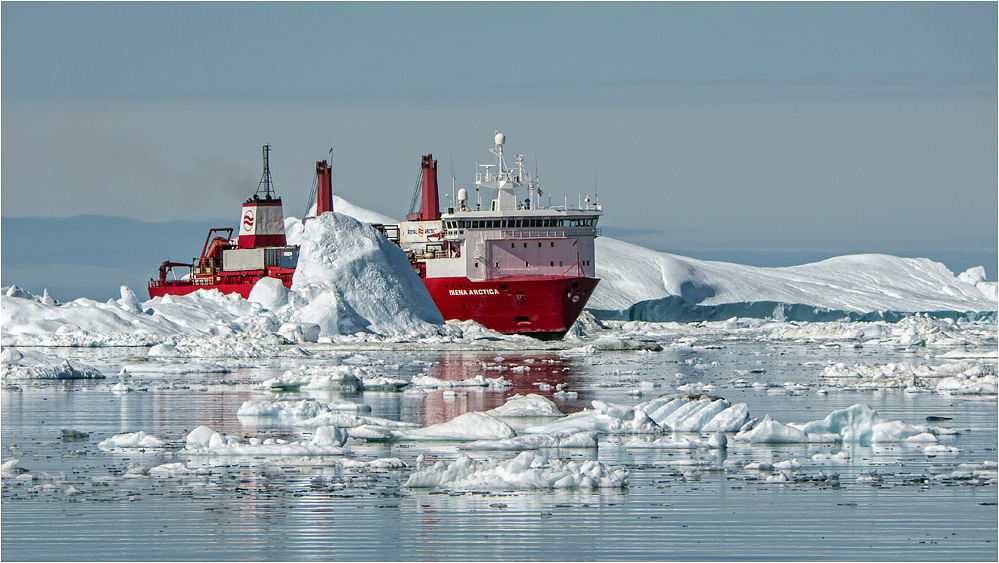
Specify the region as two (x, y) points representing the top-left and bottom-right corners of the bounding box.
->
(254, 144), (276, 199)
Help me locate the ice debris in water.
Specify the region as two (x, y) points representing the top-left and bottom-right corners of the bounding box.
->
(236, 399), (328, 420)
(184, 425), (347, 455)
(635, 394), (750, 432)
(524, 400), (663, 435)
(459, 431), (599, 451)
(410, 374), (512, 389)
(405, 451), (628, 490)
(1, 346), (104, 380)
(625, 431), (728, 450)
(396, 412), (517, 441)
(97, 431), (166, 451)
(820, 360), (996, 395)
(734, 404), (946, 444)
(484, 394), (564, 417)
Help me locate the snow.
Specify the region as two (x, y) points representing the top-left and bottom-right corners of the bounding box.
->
(591, 237), (997, 315)
(405, 451), (628, 490)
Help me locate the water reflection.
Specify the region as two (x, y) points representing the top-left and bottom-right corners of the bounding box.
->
(403, 352), (588, 426)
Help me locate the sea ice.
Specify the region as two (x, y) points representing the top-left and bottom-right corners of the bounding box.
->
(484, 394), (564, 417)
(183, 425), (347, 455)
(405, 451), (628, 490)
(396, 412), (517, 441)
(97, 431), (166, 451)
(459, 431), (599, 450)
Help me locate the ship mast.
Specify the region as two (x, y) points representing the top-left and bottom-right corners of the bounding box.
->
(254, 144), (276, 200)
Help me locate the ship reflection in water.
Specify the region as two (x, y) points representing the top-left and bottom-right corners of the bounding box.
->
(403, 352), (587, 427)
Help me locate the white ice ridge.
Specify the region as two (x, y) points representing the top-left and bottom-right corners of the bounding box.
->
(183, 425), (347, 455)
(734, 404), (947, 444)
(405, 451), (628, 490)
(590, 237), (997, 313)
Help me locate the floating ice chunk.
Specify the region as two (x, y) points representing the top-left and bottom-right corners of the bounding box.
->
(294, 411), (418, 430)
(625, 432), (726, 450)
(460, 431), (598, 451)
(261, 368), (362, 392)
(405, 451), (628, 490)
(184, 425), (347, 455)
(735, 415), (813, 443)
(526, 401), (662, 436)
(328, 401), (372, 413)
(637, 395), (750, 433)
(773, 459), (801, 470)
(397, 412), (516, 441)
(339, 457), (408, 470)
(1, 355), (104, 380)
(410, 375), (512, 389)
(485, 394), (564, 417)
(149, 462), (209, 477)
(237, 399), (327, 420)
(701, 403), (750, 432)
(98, 431), (165, 450)
(811, 451), (850, 462)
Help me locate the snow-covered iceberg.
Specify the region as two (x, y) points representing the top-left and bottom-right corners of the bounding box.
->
(289, 212), (444, 338)
(591, 238), (997, 320)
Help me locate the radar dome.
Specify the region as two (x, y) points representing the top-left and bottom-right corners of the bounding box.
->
(494, 132), (506, 146)
(457, 188), (468, 202)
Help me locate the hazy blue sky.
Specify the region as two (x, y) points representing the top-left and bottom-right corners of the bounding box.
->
(2, 2), (996, 284)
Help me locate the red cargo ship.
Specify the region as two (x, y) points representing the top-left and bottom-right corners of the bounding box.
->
(147, 145), (333, 299)
(387, 132), (602, 340)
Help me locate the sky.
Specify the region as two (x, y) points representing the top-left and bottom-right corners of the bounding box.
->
(2, 1), (997, 298)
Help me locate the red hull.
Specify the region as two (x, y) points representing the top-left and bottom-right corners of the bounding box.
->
(147, 271), (293, 299)
(422, 275), (599, 339)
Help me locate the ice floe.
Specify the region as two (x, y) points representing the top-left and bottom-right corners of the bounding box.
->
(734, 404), (948, 444)
(184, 424), (347, 455)
(97, 431), (166, 451)
(405, 451), (628, 490)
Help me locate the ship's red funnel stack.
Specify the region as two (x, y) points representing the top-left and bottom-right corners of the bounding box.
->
(421, 154), (441, 221)
(316, 160), (333, 215)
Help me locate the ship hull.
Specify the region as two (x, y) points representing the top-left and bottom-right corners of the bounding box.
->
(422, 275), (599, 339)
(147, 272), (293, 300)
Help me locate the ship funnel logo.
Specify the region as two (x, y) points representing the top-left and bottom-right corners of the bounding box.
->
(242, 210), (255, 230)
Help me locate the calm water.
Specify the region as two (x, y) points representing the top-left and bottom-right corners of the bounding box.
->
(2, 337), (996, 561)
